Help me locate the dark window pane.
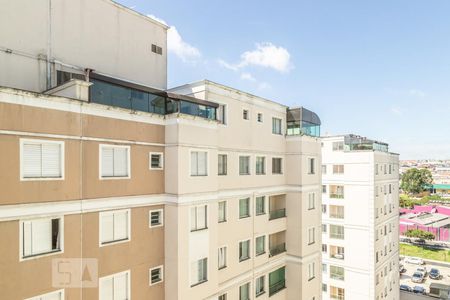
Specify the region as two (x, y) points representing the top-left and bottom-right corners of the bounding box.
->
(131, 90), (149, 112)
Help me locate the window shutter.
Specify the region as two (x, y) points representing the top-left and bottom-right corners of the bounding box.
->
(23, 143), (42, 178)
(101, 213), (114, 243)
(100, 277), (113, 300)
(113, 148), (128, 177)
(113, 272), (128, 299)
(114, 211), (128, 240)
(191, 152), (198, 175)
(22, 221), (32, 257)
(32, 218), (52, 254)
(42, 143), (61, 177)
(101, 148), (114, 177)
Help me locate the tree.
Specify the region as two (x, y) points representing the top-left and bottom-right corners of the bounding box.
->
(405, 229), (435, 240)
(401, 168), (433, 195)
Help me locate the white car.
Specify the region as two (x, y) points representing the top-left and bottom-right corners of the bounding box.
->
(404, 257), (425, 265)
(412, 272), (425, 283)
(416, 266), (428, 276)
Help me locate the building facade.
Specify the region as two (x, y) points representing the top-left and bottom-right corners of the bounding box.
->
(321, 135), (400, 300)
(0, 1), (323, 299)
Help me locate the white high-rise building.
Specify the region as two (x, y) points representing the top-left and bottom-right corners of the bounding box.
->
(321, 135), (399, 300)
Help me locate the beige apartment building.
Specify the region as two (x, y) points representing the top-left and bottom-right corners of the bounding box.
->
(0, 1), (323, 299)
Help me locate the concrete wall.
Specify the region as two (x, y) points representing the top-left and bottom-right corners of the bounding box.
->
(0, 0), (167, 92)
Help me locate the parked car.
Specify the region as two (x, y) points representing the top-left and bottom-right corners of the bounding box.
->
(400, 238), (412, 243)
(400, 284), (413, 292)
(416, 266), (428, 276)
(429, 268), (442, 280)
(405, 257), (425, 265)
(413, 286), (426, 294)
(399, 264), (407, 274)
(412, 272), (425, 283)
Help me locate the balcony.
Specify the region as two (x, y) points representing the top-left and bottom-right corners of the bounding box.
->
(329, 185), (344, 199)
(269, 266), (286, 296)
(286, 107), (321, 137)
(330, 286), (345, 300)
(269, 195), (286, 220)
(330, 246), (345, 260)
(269, 231), (286, 257)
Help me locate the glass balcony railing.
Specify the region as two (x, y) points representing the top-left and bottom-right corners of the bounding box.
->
(269, 280), (286, 296)
(330, 253), (345, 260)
(330, 193), (344, 199)
(330, 295), (345, 300)
(269, 243), (286, 257)
(269, 208), (286, 220)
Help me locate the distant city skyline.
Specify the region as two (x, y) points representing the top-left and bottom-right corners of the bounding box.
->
(117, 0), (450, 159)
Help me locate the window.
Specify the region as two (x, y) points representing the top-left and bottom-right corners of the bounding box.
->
(243, 109), (249, 120)
(322, 263), (327, 273)
(329, 225), (344, 239)
(308, 227), (315, 244)
(330, 286), (345, 300)
(99, 209), (130, 245)
(322, 165), (327, 174)
(330, 266), (345, 280)
(218, 246), (227, 269)
(218, 154), (227, 175)
(322, 244), (327, 253)
(239, 198), (251, 218)
(308, 262), (315, 280)
(332, 141), (344, 151)
(239, 240), (250, 261)
(269, 267), (286, 296)
(329, 205), (344, 219)
(239, 156), (250, 175)
(151, 44), (163, 55)
(99, 271), (130, 300)
(329, 185), (344, 199)
(256, 275), (265, 296)
(308, 193), (315, 210)
(218, 201), (227, 223)
(21, 217), (62, 259)
(272, 157), (282, 174)
(100, 145), (130, 178)
(375, 164), (379, 175)
(240, 282), (250, 300)
(149, 209), (163, 228)
(272, 117), (282, 135)
(190, 205), (207, 231)
(191, 258), (208, 286)
(256, 196), (266, 215)
(149, 266), (163, 285)
(322, 185), (327, 193)
(255, 235), (266, 256)
(308, 158), (315, 174)
(26, 289), (64, 300)
(256, 156), (266, 175)
(149, 152), (163, 169)
(257, 113), (263, 122)
(21, 139), (64, 180)
(217, 104), (227, 125)
(322, 204), (327, 214)
(191, 151), (208, 176)
(322, 224), (327, 233)
(389, 164), (392, 174)
(322, 284), (328, 292)
(218, 294), (227, 300)
(333, 164), (344, 174)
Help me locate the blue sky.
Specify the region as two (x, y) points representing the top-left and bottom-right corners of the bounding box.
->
(117, 0), (450, 160)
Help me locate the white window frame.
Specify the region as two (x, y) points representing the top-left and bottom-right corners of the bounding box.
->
(149, 209), (164, 228)
(308, 262), (316, 280)
(239, 197), (251, 219)
(149, 152), (164, 170)
(99, 270), (131, 300)
(308, 227), (316, 245)
(218, 201), (227, 223)
(99, 144), (131, 180)
(257, 112), (263, 123)
(99, 209), (131, 247)
(272, 117), (282, 135)
(239, 239), (251, 262)
(190, 257), (208, 286)
(255, 275), (265, 296)
(20, 138), (65, 181)
(239, 155), (251, 175)
(308, 157), (316, 175)
(255, 196), (266, 216)
(272, 157), (283, 175)
(255, 235), (266, 256)
(308, 193), (315, 210)
(19, 216), (64, 261)
(190, 204), (208, 232)
(189, 149), (209, 177)
(149, 265), (164, 286)
(218, 245), (227, 270)
(25, 289), (65, 300)
(255, 155), (266, 175)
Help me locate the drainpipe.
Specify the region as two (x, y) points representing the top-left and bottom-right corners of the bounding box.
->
(46, 0), (52, 89)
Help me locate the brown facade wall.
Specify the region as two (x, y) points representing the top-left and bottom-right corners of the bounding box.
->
(0, 206), (165, 300)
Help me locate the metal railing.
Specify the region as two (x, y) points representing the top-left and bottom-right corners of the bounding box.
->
(269, 208), (286, 220)
(330, 194), (344, 199)
(269, 279), (286, 296)
(269, 243), (286, 257)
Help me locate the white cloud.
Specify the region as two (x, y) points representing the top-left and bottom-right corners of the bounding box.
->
(147, 15), (201, 63)
(240, 72), (256, 82)
(409, 89), (426, 97)
(219, 42), (293, 73)
(258, 82), (271, 90)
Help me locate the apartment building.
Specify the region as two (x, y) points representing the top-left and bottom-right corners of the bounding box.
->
(0, 1), (168, 299)
(321, 135), (400, 300)
(0, 1), (323, 300)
